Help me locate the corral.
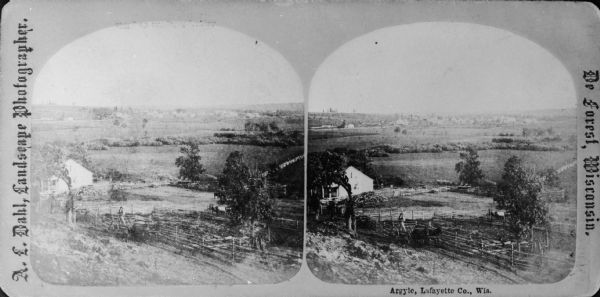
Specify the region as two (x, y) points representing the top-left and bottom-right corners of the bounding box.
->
(313, 187), (575, 283)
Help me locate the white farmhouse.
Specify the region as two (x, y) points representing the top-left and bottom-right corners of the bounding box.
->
(323, 166), (374, 199)
(40, 159), (94, 195)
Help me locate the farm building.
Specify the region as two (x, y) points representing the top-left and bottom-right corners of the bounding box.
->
(323, 166), (374, 199)
(40, 159), (94, 195)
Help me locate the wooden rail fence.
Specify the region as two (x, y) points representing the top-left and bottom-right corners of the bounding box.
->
(76, 207), (302, 263)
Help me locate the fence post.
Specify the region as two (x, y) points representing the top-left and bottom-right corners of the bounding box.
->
(378, 207), (381, 230)
(510, 243), (514, 267)
(455, 231), (458, 247)
(175, 226), (178, 243)
(231, 238), (235, 262)
(545, 228), (549, 248)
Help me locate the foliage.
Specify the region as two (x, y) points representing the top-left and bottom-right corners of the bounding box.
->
(31, 143), (71, 189)
(215, 151), (275, 226)
(174, 143), (206, 182)
(454, 146), (484, 186)
(244, 120), (280, 133)
(332, 147), (381, 187)
(108, 184), (127, 201)
(213, 130), (303, 147)
(32, 143), (92, 189)
(307, 151), (350, 214)
(307, 151), (356, 233)
(91, 107), (113, 120)
(266, 158), (304, 199)
(539, 168), (560, 187)
(496, 156), (547, 237)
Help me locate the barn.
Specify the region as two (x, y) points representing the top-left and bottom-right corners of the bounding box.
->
(323, 166), (374, 199)
(40, 159), (94, 195)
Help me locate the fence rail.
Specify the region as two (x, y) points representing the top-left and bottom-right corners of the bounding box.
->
(76, 207), (302, 263)
(354, 206), (575, 274)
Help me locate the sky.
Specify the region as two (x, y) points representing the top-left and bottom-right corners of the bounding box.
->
(308, 22), (577, 114)
(32, 22), (304, 108)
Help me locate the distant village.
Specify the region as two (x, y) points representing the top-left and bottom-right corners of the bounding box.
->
(307, 108), (576, 130)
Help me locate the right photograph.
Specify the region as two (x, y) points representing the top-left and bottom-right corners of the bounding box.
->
(306, 22), (577, 285)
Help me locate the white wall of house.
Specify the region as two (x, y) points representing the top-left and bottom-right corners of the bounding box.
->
(337, 166), (373, 198)
(321, 166), (373, 200)
(41, 159), (93, 195)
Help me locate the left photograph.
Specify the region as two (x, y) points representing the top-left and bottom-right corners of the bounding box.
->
(29, 22), (304, 285)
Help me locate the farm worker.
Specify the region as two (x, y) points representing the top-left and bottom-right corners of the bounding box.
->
(49, 193), (56, 214)
(118, 206), (126, 226)
(65, 193), (74, 225)
(398, 212), (406, 232)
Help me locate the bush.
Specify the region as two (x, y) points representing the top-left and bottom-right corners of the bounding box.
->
(109, 187), (127, 201)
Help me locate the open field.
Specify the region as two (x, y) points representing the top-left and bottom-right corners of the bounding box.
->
(370, 149), (576, 185)
(358, 191), (495, 219)
(87, 144), (303, 181)
(308, 109), (575, 152)
(308, 124), (575, 153)
(55, 184), (303, 222)
(33, 104), (303, 144)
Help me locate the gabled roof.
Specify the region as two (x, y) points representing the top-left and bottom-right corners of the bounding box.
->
(345, 166), (373, 181)
(64, 159), (93, 174)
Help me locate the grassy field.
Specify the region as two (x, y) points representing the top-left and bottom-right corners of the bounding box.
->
(32, 104), (303, 144)
(308, 119), (575, 152)
(88, 144), (303, 181)
(370, 149), (576, 186)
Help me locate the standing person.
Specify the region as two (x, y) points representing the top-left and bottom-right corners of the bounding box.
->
(65, 192), (74, 226)
(398, 211), (406, 233)
(118, 206), (126, 226)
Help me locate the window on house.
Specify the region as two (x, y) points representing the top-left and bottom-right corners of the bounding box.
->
(325, 186), (339, 198)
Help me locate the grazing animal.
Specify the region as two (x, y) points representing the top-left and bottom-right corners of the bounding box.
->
(410, 223), (442, 246)
(129, 221), (149, 242)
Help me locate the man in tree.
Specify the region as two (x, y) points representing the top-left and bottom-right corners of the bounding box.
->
(496, 156), (547, 237)
(455, 146), (484, 186)
(175, 142), (206, 182)
(216, 151), (274, 249)
(307, 151), (356, 234)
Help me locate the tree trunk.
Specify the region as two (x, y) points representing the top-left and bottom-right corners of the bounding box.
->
(343, 185), (356, 235)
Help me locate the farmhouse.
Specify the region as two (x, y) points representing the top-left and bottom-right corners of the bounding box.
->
(40, 159), (94, 195)
(323, 166), (374, 199)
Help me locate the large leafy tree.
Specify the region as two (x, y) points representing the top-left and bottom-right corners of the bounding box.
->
(307, 151), (355, 233)
(216, 152), (274, 246)
(31, 144), (71, 193)
(455, 146), (484, 186)
(175, 143), (206, 182)
(496, 156), (547, 237)
(31, 143), (90, 217)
